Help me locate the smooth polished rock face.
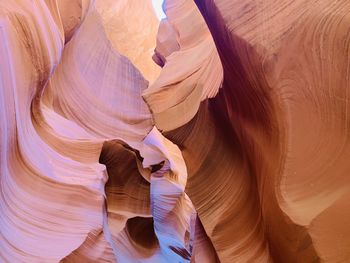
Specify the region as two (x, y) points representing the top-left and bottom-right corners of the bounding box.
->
(0, 0), (349, 262)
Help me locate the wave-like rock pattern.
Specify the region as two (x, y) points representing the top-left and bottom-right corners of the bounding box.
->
(1, 0), (192, 262)
(143, 0), (223, 132)
(144, 0), (350, 262)
(1, 0), (350, 262)
(0, 1), (106, 261)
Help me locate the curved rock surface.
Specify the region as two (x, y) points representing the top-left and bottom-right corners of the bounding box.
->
(1, 0), (190, 262)
(95, 0), (161, 83)
(1, 0), (350, 262)
(144, 0), (350, 262)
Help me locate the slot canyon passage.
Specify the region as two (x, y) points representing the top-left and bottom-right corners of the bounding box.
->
(0, 0), (350, 262)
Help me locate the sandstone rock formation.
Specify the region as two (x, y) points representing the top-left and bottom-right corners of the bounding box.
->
(0, 0), (349, 262)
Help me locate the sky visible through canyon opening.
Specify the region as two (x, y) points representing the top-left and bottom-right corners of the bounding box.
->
(152, 0), (166, 20)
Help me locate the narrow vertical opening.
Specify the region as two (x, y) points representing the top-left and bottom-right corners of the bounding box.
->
(152, 0), (166, 20)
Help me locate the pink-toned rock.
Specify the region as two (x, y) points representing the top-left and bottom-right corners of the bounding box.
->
(1, 0), (349, 262)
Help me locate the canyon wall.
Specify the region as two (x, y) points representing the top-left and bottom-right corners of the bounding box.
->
(0, 0), (349, 262)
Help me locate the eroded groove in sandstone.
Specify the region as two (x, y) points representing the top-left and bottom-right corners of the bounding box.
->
(142, 0), (223, 132)
(0, 1), (105, 261)
(1, 0), (191, 262)
(145, 0), (350, 262)
(1, 0), (349, 262)
(194, 0), (350, 262)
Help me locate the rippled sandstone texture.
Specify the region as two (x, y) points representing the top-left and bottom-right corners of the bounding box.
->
(1, 0), (350, 262)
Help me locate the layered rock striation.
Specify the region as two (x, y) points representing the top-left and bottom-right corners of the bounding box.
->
(1, 0), (349, 262)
